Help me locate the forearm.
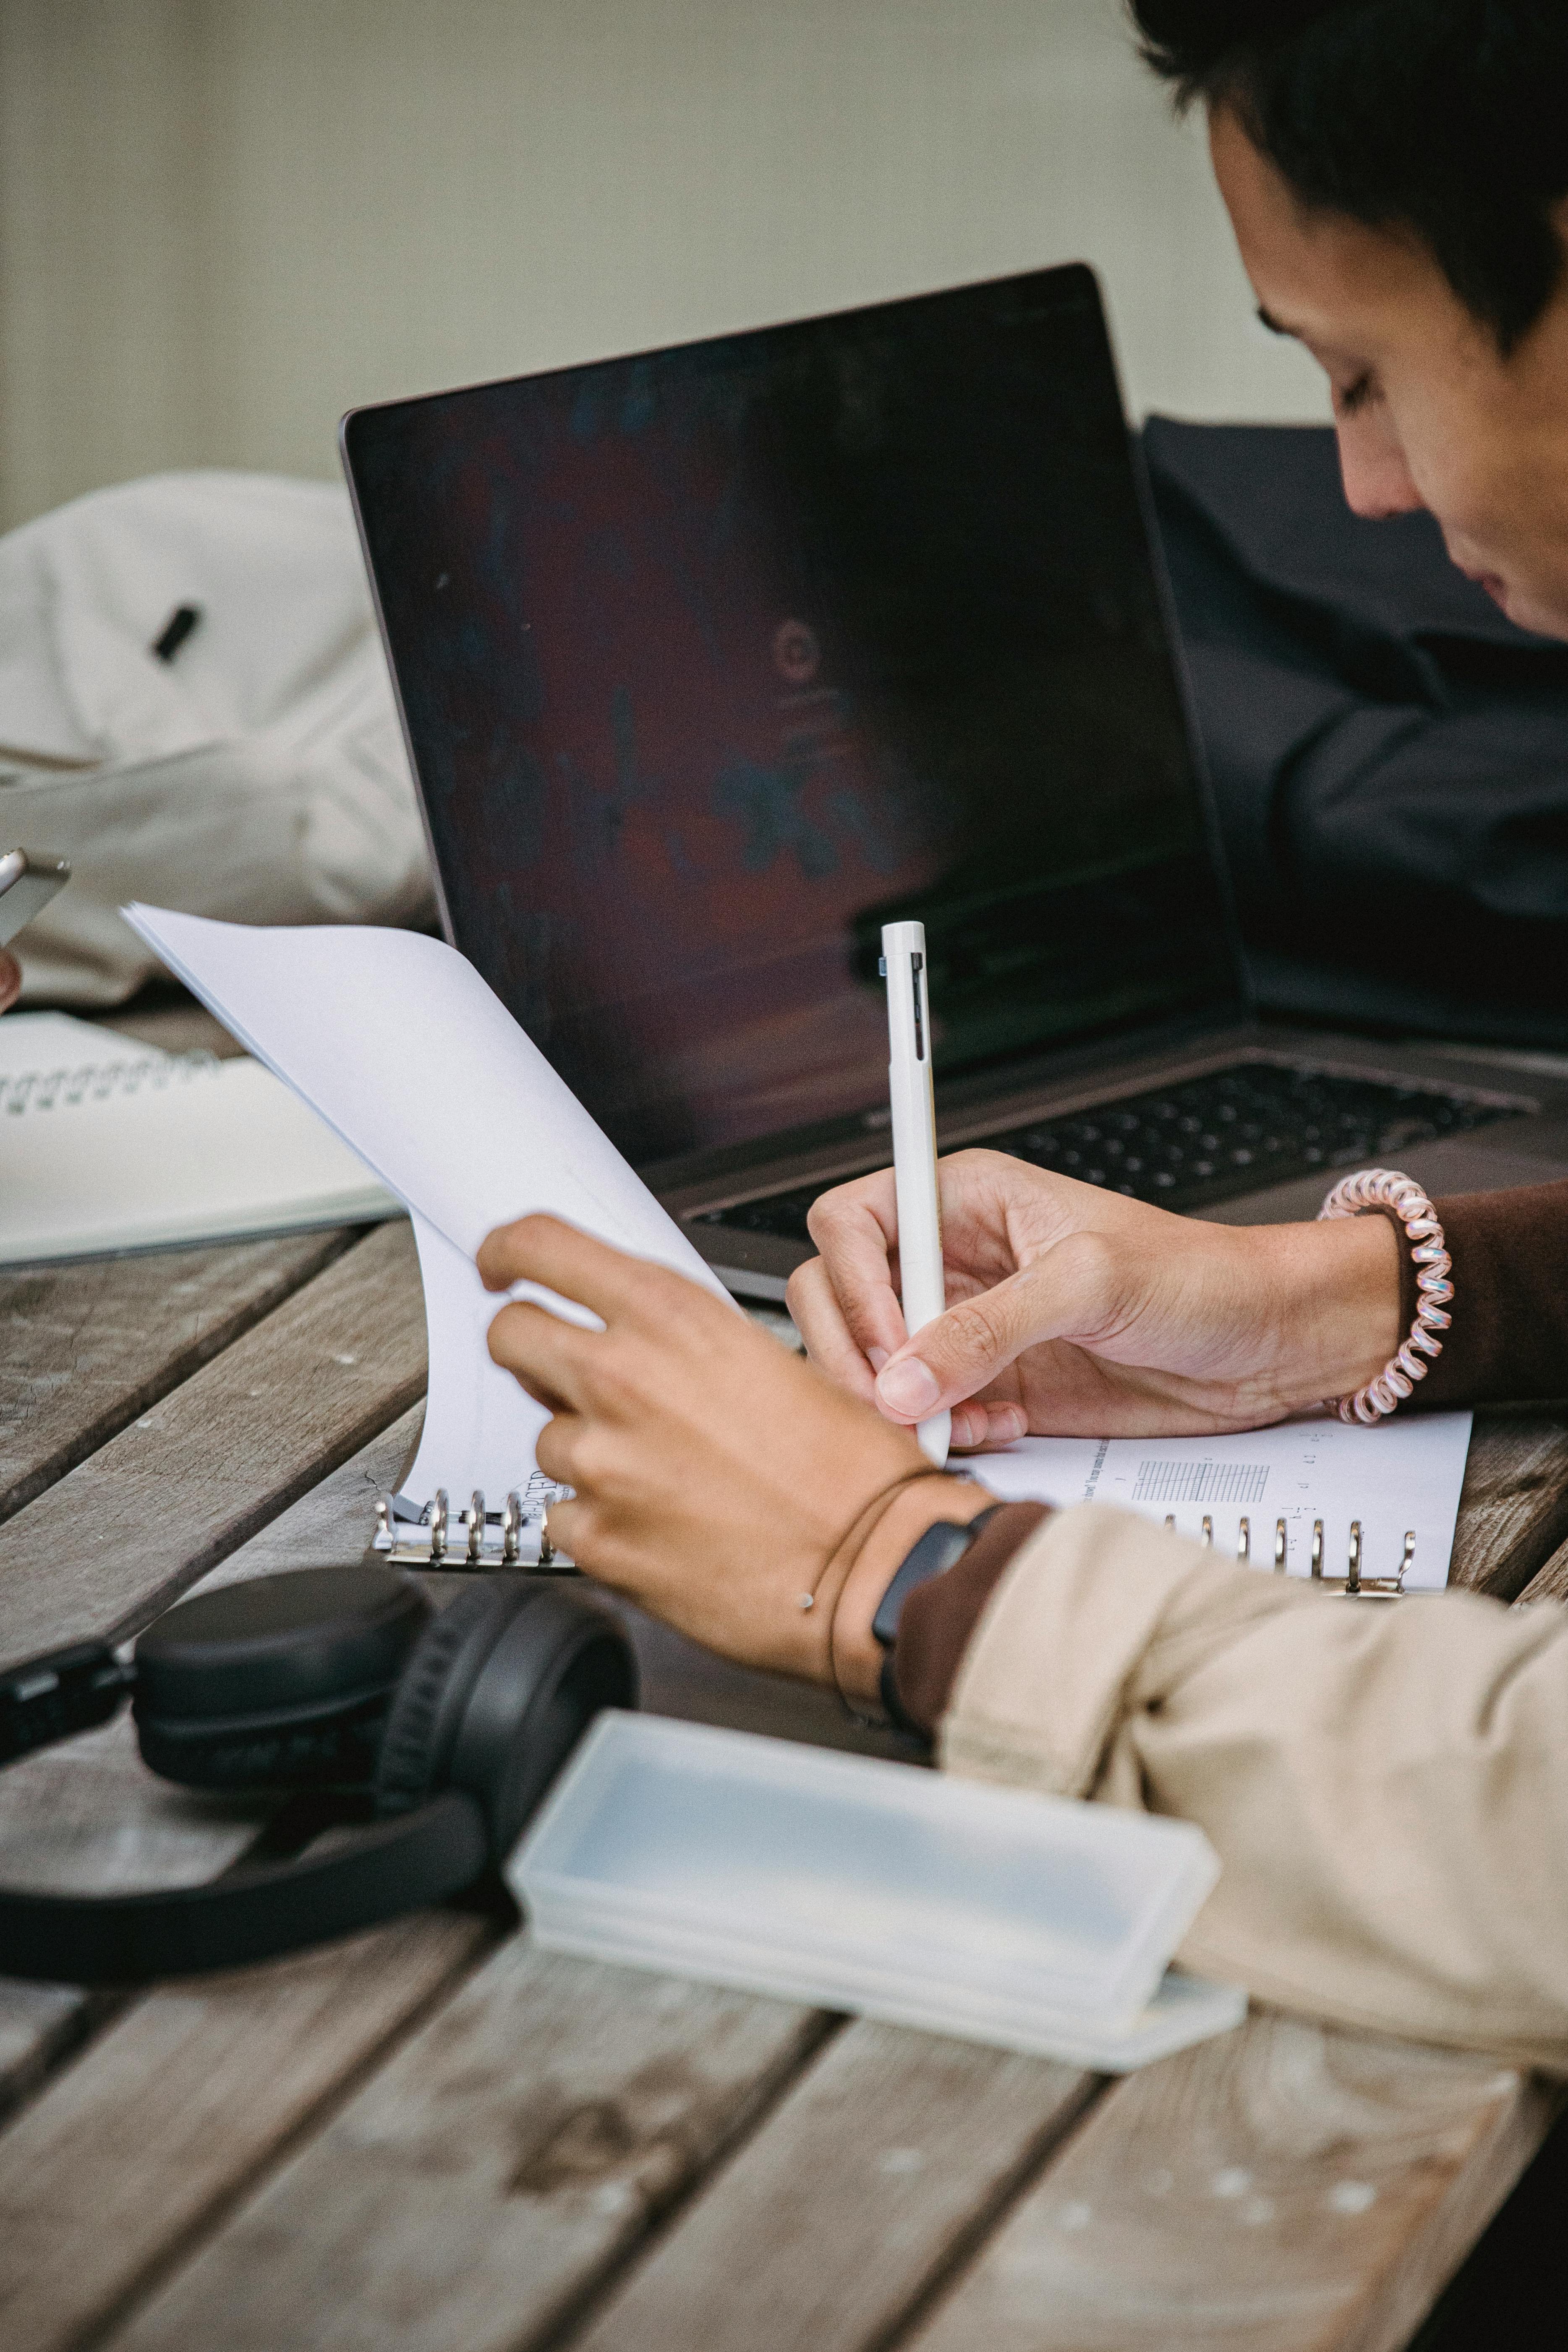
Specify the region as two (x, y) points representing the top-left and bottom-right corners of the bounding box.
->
(939, 1504), (1568, 2067)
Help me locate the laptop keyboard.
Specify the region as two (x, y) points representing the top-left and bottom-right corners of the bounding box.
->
(695, 1061), (1515, 1245)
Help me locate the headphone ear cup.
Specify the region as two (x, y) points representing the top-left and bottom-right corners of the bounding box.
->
(372, 1579), (506, 1818)
(374, 1576), (636, 1860)
(132, 1563), (432, 1795)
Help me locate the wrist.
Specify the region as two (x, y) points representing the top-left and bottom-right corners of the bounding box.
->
(829, 1476), (994, 1704)
(1269, 1212), (1403, 1414)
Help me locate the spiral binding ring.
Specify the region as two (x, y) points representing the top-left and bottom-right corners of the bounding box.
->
(1317, 1168), (1452, 1425)
(0, 1051), (220, 1117)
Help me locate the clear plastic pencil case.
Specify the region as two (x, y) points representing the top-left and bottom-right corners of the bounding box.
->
(508, 1714), (1245, 2072)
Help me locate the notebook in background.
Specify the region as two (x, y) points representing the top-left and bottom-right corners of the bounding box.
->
(0, 1011), (401, 1264)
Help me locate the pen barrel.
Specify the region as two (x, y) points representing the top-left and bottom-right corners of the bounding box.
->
(883, 922), (949, 1466)
(888, 1049), (945, 1335)
(881, 920), (945, 1339)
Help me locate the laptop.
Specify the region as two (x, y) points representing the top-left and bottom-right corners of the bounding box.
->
(342, 264), (1568, 1302)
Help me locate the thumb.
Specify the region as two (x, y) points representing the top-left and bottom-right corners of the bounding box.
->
(873, 1231), (1129, 1419)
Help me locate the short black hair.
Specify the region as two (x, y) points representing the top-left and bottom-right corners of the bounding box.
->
(1128, 2), (1568, 351)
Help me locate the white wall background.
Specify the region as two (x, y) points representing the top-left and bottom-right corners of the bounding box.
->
(0, 0), (1328, 534)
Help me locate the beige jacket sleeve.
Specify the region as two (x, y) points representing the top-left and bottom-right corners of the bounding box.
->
(940, 1502), (1568, 2071)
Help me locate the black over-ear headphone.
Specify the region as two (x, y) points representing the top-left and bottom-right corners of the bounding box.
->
(0, 1561), (636, 1984)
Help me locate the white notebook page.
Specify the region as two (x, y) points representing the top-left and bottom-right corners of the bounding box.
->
(402, 1209), (557, 1510)
(974, 1411), (1474, 1589)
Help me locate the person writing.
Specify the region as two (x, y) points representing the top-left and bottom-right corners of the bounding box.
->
(480, 0), (1568, 2069)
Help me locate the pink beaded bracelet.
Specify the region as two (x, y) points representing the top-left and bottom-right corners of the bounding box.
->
(1317, 1168), (1453, 1424)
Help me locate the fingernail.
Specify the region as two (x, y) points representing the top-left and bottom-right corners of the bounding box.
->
(877, 1356), (941, 1417)
(866, 1346), (889, 1373)
(993, 1405), (1027, 1442)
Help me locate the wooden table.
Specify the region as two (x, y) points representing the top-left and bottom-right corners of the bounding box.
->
(3, 1012), (1566, 2352)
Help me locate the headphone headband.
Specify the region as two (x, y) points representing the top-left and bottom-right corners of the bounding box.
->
(0, 1792), (489, 1985)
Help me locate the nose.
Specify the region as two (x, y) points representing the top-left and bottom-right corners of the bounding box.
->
(1335, 413), (1424, 520)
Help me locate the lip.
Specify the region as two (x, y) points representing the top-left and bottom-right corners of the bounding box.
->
(1461, 565), (1509, 603)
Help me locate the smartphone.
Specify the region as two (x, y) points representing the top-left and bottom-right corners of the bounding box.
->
(0, 849), (70, 948)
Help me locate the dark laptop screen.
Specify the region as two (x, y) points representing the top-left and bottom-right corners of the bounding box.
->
(344, 265), (1241, 1170)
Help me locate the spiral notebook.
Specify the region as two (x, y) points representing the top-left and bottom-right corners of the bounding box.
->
(0, 1011), (401, 1265)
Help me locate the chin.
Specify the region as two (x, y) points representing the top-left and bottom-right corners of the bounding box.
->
(1451, 551), (1568, 639)
(1502, 585), (1568, 642)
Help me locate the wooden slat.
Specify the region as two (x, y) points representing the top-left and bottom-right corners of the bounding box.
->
(900, 2011), (1558, 2352)
(106, 1943), (824, 2352)
(0, 1716), (265, 2116)
(572, 2022), (1095, 2352)
(0, 1910), (489, 2352)
(0, 1217), (426, 1661)
(1447, 1409), (1568, 1599)
(1516, 1535), (1568, 1606)
(0, 1981), (83, 2125)
(0, 1228), (355, 1532)
(199, 1402), (424, 1586)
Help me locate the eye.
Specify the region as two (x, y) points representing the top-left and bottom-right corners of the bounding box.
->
(1334, 372), (1377, 418)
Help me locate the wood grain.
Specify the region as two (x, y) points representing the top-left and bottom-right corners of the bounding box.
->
(0, 1909), (488, 2352)
(0, 1227), (354, 1532)
(1513, 1528), (1568, 1607)
(0, 1715), (267, 2118)
(198, 1403), (424, 1586)
(1447, 1410), (1568, 1599)
(0, 1217), (427, 1661)
(0, 1980), (84, 2126)
(574, 2021), (1095, 2352)
(902, 2011), (1556, 2352)
(107, 1943), (824, 2352)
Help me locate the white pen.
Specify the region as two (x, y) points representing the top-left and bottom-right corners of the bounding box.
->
(881, 920), (950, 1467)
